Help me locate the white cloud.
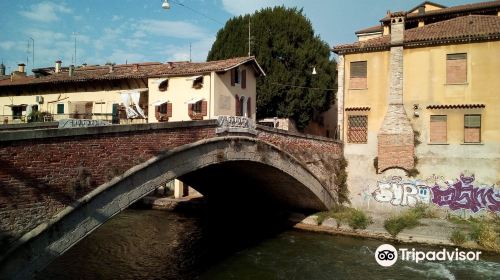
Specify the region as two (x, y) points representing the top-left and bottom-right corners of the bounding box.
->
(108, 49), (146, 65)
(157, 36), (215, 62)
(111, 15), (123, 21)
(134, 20), (206, 39)
(0, 41), (17, 51)
(20, 1), (72, 22)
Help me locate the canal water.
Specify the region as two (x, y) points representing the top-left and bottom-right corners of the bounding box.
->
(39, 208), (500, 280)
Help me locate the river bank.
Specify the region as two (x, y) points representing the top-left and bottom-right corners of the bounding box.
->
(142, 195), (499, 255)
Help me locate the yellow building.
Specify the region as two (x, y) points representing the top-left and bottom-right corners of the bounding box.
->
(333, 1), (500, 214)
(0, 57), (264, 125)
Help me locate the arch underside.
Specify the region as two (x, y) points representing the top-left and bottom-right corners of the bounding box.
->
(0, 136), (335, 279)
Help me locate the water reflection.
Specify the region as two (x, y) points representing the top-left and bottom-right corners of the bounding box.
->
(39, 206), (500, 280)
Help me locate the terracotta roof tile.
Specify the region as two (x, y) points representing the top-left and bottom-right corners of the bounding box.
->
(426, 104), (486, 109)
(381, 0), (500, 22)
(355, 25), (383, 34)
(333, 15), (500, 53)
(0, 56), (265, 87)
(345, 107), (371, 111)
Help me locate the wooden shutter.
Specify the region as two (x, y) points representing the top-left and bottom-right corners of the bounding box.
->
(155, 105), (161, 120)
(430, 115), (447, 143)
(166, 102), (172, 117)
(201, 100), (208, 116)
(235, 95), (241, 116)
(446, 53), (467, 84)
(350, 61), (367, 89)
(464, 115), (480, 143)
(247, 97), (251, 118)
(241, 69), (247, 89)
(230, 69), (235, 86)
(188, 104), (193, 116)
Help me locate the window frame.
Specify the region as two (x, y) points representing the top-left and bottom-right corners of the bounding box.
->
(349, 61), (368, 90)
(464, 114), (481, 143)
(347, 114), (368, 144)
(446, 53), (467, 84)
(57, 103), (65, 115)
(429, 115), (448, 144)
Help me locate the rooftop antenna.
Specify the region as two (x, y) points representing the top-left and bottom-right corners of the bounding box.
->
(29, 37), (34, 70)
(189, 43), (192, 62)
(72, 32), (79, 66)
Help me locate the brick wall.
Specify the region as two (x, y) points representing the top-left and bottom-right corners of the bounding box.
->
(0, 124), (216, 246)
(0, 122), (343, 248)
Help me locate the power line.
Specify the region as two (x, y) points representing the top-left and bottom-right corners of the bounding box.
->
(170, 0), (224, 25)
(270, 82), (337, 91)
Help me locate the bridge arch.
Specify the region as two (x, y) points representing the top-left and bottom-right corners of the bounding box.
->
(0, 136), (335, 279)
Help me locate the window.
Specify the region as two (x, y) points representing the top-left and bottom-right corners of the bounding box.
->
(347, 115), (368, 143)
(192, 76), (203, 89)
(446, 53), (467, 84)
(158, 79), (169, 91)
(350, 61), (367, 89)
(430, 115), (447, 143)
(155, 102), (172, 122)
(464, 115), (481, 143)
(57, 103), (64, 114)
(231, 67), (240, 86)
(188, 100), (207, 120)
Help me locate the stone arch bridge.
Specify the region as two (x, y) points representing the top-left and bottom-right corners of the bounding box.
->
(0, 117), (343, 279)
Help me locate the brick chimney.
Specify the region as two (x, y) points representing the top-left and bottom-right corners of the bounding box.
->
(17, 63), (26, 73)
(377, 12), (415, 173)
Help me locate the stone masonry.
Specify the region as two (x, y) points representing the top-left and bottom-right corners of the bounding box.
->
(377, 13), (415, 172)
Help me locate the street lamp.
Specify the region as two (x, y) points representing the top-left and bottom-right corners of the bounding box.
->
(162, 0), (170, 9)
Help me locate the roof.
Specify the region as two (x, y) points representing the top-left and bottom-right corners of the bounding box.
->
(345, 107), (371, 111)
(0, 56), (265, 88)
(426, 104), (486, 109)
(407, 1), (447, 13)
(355, 25), (383, 34)
(381, 0), (500, 22)
(333, 15), (500, 54)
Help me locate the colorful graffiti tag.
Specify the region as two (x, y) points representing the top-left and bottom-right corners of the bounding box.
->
(432, 174), (499, 213)
(370, 173), (499, 213)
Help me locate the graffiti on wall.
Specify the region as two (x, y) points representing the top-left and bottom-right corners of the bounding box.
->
(369, 172), (499, 213)
(432, 174), (499, 213)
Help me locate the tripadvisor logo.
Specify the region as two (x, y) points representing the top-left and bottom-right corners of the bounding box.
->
(374, 244), (482, 267)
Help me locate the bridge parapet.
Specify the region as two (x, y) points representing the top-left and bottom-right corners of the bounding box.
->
(0, 118), (343, 253)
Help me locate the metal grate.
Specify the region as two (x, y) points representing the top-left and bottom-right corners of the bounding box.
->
(348, 115), (368, 143)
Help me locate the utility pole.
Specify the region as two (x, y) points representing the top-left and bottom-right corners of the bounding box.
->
(248, 17), (251, 57)
(29, 37), (34, 70)
(72, 32), (78, 66)
(189, 42), (192, 62)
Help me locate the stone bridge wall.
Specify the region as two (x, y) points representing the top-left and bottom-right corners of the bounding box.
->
(0, 120), (343, 249)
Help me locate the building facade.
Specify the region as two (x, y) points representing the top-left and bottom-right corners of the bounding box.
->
(0, 57), (264, 125)
(333, 1), (500, 215)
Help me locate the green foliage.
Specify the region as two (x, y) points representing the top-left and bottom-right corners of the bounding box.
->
(208, 7), (337, 129)
(447, 215), (500, 251)
(384, 210), (422, 238)
(316, 205), (372, 230)
(335, 157), (349, 204)
(413, 130), (421, 146)
(410, 203), (437, 219)
(407, 168), (420, 178)
(450, 230), (467, 245)
(27, 110), (51, 123)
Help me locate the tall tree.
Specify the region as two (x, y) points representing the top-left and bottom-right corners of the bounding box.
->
(208, 7), (337, 129)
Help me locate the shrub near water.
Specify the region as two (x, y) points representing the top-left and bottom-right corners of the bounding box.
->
(450, 230), (467, 245)
(383, 204), (435, 238)
(316, 206), (372, 230)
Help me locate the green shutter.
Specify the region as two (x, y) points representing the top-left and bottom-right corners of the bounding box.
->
(464, 115), (480, 128)
(57, 104), (64, 114)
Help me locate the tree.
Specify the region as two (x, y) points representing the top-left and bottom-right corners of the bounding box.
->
(208, 7), (337, 129)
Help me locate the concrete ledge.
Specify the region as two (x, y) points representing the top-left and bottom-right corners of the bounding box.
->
(0, 122), (59, 131)
(256, 124), (341, 143)
(0, 120), (218, 142)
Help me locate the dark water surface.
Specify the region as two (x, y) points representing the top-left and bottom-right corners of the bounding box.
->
(39, 209), (500, 280)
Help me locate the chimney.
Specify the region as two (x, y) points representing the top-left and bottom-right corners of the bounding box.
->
(82, 63), (87, 67)
(55, 60), (62, 73)
(0, 62), (5, 76)
(133, 64), (139, 72)
(167, 62), (173, 68)
(109, 64), (114, 73)
(390, 11), (406, 44)
(69, 65), (74, 77)
(18, 63), (26, 73)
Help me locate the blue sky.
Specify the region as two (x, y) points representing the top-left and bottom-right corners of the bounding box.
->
(0, 0), (484, 74)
